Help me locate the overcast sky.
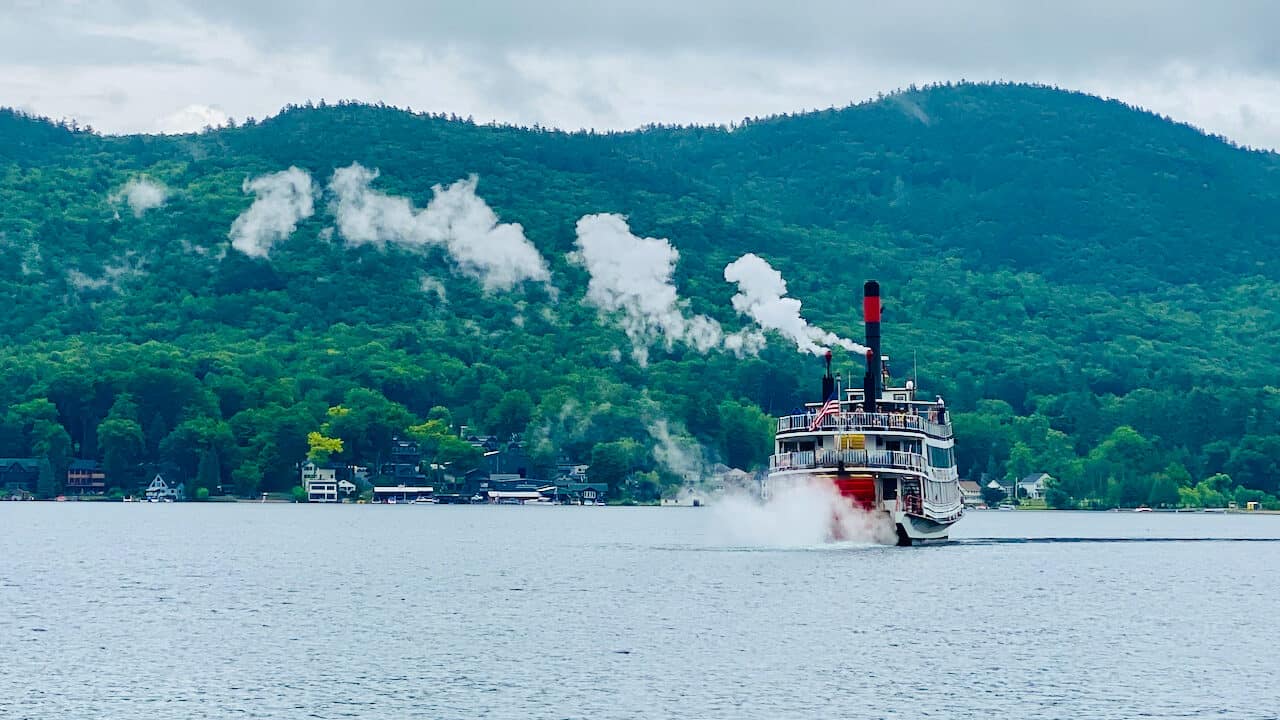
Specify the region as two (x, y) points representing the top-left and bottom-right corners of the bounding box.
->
(5, 0), (1280, 149)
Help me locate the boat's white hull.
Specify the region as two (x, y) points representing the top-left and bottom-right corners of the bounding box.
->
(765, 469), (961, 545)
(893, 510), (957, 542)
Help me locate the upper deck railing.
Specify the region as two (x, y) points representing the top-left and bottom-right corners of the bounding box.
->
(768, 449), (928, 474)
(776, 411), (953, 439)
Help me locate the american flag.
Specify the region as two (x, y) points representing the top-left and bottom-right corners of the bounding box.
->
(807, 397), (841, 431)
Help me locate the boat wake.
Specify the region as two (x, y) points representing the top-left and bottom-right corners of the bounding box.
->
(706, 482), (897, 548)
(947, 537), (1280, 545)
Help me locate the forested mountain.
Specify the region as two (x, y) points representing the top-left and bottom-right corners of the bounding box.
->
(3, 82), (1280, 507)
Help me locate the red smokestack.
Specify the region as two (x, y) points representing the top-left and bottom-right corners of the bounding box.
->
(863, 291), (882, 323)
(863, 281), (881, 413)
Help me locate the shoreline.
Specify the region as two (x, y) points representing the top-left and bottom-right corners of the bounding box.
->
(3, 497), (1279, 515)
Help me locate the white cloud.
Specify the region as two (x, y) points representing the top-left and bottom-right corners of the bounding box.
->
(157, 104), (230, 134)
(5, 2), (1280, 148)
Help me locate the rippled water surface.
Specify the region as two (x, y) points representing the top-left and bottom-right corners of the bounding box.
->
(3, 505), (1279, 719)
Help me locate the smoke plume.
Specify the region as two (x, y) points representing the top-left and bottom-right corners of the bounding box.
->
(724, 253), (869, 356)
(572, 213), (756, 365)
(328, 163), (551, 292)
(228, 167), (316, 257)
(111, 177), (168, 218)
(647, 417), (711, 482)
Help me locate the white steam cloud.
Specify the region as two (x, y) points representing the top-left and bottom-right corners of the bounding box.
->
(328, 163), (550, 292)
(708, 480), (896, 547)
(111, 177), (168, 217)
(228, 167), (316, 258)
(647, 418), (711, 482)
(571, 213), (761, 365)
(67, 253), (146, 293)
(724, 253), (869, 357)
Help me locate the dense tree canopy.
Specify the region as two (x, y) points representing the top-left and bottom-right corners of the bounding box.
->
(2, 82), (1280, 505)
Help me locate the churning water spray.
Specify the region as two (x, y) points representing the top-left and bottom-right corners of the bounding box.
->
(707, 480), (896, 547)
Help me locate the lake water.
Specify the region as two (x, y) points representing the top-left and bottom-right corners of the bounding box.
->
(2, 504), (1279, 719)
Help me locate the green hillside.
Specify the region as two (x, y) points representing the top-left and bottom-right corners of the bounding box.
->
(3, 82), (1279, 507)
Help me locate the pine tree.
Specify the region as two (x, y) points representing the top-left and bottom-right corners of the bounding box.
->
(145, 411), (168, 456)
(195, 447), (221, 497)
(36, 456), (57, 499)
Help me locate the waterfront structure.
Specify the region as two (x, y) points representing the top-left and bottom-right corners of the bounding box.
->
(554, 482), (608, 504)
(485, 441), (533, 478)
(765, 281), (963, 545)
(0, 458), (39, 494)
(479, 474), (551, 503)
(144, 474), (185, 501)
(380, 438), (429, 487)
(486, 489), (544, 504)
(301, 462), (356, 502)
(959, 480), (983, 506)
(66, 459), (106, 495)
(555, 460), (590, 483)
(301, 462), (336, 502)
(1018, 473), (1052, 500)
(372, 485), (434, 503)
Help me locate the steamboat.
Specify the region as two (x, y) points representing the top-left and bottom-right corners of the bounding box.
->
(764, 281), (963, 545)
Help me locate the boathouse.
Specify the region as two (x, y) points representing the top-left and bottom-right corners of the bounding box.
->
(66, 459), (106, 495)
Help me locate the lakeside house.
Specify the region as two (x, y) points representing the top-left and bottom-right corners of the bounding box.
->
(1018, 473), (1053, 500)
(381, 438), (430, 487)
(556, 461), (590, 483)
(301, 462), (357, 502)
(66, 459), (106, 495)
(144, 474), (185, 501)
(985, 478), (1012, 502)
(959, 480), (983, 506)
(0, 458), (39, 494)
(485, 441), (532, 478)
(555, 482), (608, 504)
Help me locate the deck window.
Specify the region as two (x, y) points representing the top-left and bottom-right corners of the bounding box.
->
(928, 446), (955, 468)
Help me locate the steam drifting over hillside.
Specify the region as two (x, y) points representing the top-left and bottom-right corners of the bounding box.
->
(172, 160), (858, 365)
(328, 163), (550, 292)
(228, 167), (316, 258)
(724, 253), (869, 356)
(571, 213), (763, 365)
(110, 177), (168, 218)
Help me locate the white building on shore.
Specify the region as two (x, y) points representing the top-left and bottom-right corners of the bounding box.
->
(301, 462), (356, 503)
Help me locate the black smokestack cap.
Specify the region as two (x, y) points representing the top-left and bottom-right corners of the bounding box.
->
(821, 349), (834, 401)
